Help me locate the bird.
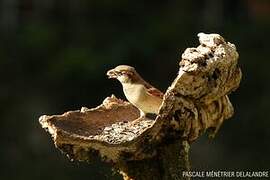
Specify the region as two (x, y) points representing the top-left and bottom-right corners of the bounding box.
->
(107, 65), (163, 118)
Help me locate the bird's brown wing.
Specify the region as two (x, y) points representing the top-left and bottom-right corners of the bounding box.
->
(146, 87), (164, 98)
(137, 74), (164, 98)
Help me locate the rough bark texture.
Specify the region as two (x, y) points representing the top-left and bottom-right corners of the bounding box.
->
(39, 33), (241, 180)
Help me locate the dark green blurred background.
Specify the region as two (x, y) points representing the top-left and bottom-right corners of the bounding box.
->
(1, 0), (269, 179)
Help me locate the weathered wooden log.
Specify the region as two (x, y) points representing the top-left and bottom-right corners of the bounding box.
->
(39, 33), (241, 180)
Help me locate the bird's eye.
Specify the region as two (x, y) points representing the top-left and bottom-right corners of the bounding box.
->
(115, 71), (122, 75)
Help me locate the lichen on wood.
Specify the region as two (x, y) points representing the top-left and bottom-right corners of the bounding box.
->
(39, 33), (241, 180)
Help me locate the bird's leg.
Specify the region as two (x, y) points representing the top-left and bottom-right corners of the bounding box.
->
(139, 109), (146, 118)
(139, 110), (157, 120)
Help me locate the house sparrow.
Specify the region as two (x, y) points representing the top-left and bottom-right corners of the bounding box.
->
(107, 65), (163, 117)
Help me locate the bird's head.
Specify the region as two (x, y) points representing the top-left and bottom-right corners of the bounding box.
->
(107, 65), (137, 84)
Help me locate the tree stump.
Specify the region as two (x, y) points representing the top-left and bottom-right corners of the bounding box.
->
(39, 33), (241, 180)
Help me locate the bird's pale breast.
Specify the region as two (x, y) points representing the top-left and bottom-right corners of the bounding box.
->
(122, 83), (162, 114)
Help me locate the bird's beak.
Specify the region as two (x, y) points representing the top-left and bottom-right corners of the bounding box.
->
(106, 69), (118, 79)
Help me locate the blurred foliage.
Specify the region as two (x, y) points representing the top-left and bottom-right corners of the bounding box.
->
(0, 0), (270, 179)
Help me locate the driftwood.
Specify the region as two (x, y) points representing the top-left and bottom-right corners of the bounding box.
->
(39, 33), (241, 180)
